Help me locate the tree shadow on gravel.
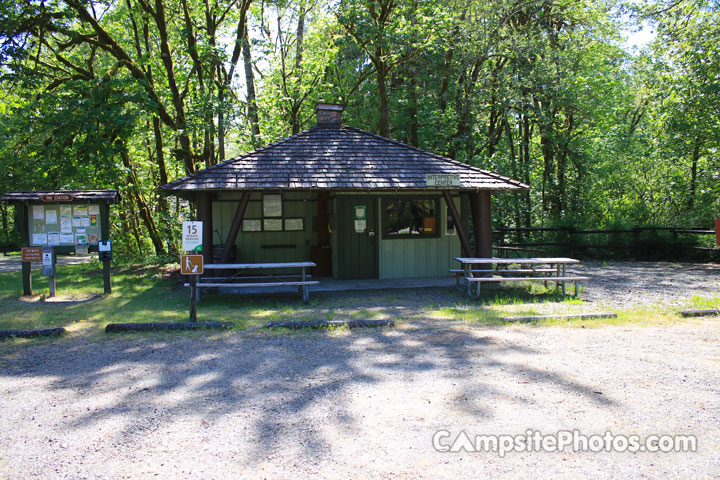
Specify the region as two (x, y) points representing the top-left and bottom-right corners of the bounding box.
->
(0, 321), (618, 469)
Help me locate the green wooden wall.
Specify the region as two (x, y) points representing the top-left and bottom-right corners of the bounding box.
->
(214, 192), (315, 264)
(215, 191), (464, 279)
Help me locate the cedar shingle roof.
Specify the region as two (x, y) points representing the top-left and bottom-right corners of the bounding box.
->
(161, 126), (528, 192)
(1, 190), (119, 202)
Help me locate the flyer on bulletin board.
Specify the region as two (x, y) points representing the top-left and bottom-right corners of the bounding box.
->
(33, 205), (44, 220)
(32, 233), (47, 245)
(45, 210), (58, 224)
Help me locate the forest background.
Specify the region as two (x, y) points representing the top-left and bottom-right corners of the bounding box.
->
(0, 0), (717, 257)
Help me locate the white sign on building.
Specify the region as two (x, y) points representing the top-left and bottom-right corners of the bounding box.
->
(426, 174), (461, 187)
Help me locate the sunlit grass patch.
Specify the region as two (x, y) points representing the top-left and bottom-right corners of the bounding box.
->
(688, 296), (720, 310)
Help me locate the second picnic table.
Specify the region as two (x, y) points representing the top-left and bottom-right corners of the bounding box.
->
(187, 261), (318, 303)
(453, 257), (589, 299)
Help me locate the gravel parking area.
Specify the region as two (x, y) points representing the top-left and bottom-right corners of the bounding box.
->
(570, 261), (720, 308)
(1, 319), (719, 479)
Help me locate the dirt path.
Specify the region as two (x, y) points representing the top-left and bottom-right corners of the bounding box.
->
(0, 254), (94, 273)
(1, 321), (718, 479)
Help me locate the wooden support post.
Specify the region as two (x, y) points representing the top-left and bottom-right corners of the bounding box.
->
(221, 192), (251, 263)
(301, 266), (309, 303)
(22, 261), (32, 296)
(100, 202), (112, 294)
(476, 191), (493, 258)
(443, 191), (471, 257)
(19, 203), (32, 295)
(189, 275), (197, 322)
(196, 192), (214, 266)
(469, 192), (481, 257)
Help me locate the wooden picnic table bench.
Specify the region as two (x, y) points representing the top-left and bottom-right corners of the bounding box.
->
(184, 261), (318, 303)
(453, 257), (589, 299)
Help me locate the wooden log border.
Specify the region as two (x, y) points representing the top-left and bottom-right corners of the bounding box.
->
(503, 312), (617, 323)
(678, 309), (720, 318)
(266, 320), (394, 329)
(105, 321), (234, 333)
(0, 327), (66, 340)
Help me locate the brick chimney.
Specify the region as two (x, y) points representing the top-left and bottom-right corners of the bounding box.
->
(315, 103), (344, 128)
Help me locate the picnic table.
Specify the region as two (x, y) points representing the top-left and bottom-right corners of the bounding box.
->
(453, 257), (589, 299)
(185, 261), (318, 303)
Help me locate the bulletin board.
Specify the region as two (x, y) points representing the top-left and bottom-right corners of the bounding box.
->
(28, 203), (104, 246)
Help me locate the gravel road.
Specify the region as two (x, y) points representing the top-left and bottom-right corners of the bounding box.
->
(1, 320), (718, 479)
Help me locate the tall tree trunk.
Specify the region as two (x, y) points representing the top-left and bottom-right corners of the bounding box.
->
(540, 126), (554, 223)
(120, 150), (167, 255)
(375, 57), (390, 137)
(154, 0), (194, 174)
(242, 30), (260, 145)
(504, 117), (522, 229)
(688, 134), (702, 209)
(521, 112), (532, 230)
(152, 116), (168, 186)
(123, 197), (144, 254)
(217, 68), (226, 162)
(407, 57), (419, 147)
(0, 202), (8, 249)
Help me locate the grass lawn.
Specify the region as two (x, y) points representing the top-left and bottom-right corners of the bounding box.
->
(0, 261), (696, 345)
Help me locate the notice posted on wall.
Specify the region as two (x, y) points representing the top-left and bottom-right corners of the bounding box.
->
(29, 202), (103, 246)
(45, 209), (57, 224)
(48, 232), (60, 246)
(59, 233), (74, 244)
(32, 233), (48, 245)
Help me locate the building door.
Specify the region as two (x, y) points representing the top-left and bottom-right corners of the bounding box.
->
(337, 197), (378, 279)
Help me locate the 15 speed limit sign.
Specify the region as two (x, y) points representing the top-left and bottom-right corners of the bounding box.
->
(182, 221), (203, 252)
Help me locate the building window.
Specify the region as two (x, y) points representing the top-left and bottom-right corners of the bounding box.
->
(242, 219), (262, 232)
(241, 194), (306, 233)
(383, 198), (440, 239)
(262, 194), (282, 217)
(284, 218), (304, 231)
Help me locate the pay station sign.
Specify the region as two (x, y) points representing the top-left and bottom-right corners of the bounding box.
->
(181, 255), (204, 275)
(182, 221), (203, 252)
(21, 247), (42, 262)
